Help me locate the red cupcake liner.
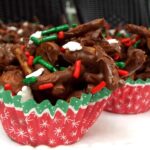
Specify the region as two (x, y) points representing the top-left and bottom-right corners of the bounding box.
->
(0, 87), (110, 147)
(105, 78), (150, 114)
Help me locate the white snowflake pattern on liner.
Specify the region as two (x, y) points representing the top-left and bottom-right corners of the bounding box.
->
(107, 39), (119, 44)
(48, 139), (56, 145)
(40, 120), (49, 128)
(29, 31), (42, 44)
(0, 108), (9, 121)
(62, 41), (82, 52)
(17, 86), (33, 102)
(26, 68), (44, 78)
(54, 127), (62, 136)
(17, 128), (28, 138)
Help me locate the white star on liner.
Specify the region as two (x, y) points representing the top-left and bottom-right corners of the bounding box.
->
(115, 104), (121, 109)
(145, 92), (149, 97)
(64, 139), (72, 145)
(25, 116), (33, 124)
(19, 119), (25, 125)
(71, 120), (80, 128)
(48, 139), (56, 145)
(60, 133), (67, 141)
(53, 117), (61, 124)
(136, 95), (142, 100)
(127, 95), (132, 100)
(127, 103), (132, 109)
(134, 87), (138, 92)
(40, 120), (49, 128)
(10, 119), (16, 126)
(9, 126), (16, 134)
(30, 136), (36, 142)
(135, 105), (140, 110)
(38, 131), (45, 137)
(27, 127), (33, 134)
(54, 127), (62, 136)
(142, 99), (146, 104)
(145, 100), (149, 105)
(83, 118), (87, 124)
(64, 116), (72, 124)
(17, 128), (28, 138)
(71, 131), (77, 137)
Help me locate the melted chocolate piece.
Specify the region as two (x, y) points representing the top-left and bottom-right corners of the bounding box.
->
(0, 69), (23, 93)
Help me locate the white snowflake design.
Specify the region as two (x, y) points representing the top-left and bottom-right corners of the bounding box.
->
(127, 103), (132, 109)
(135, 105), (140, 110)
(9, 126), (16, 134)
(27, 127), (33, 134)
(10, 119), (16, 126)
(40, 120), (49, 128)
(17, 128), (28, 138)
(71, 131), (77, 137)
(136, 95), (142, 100)
(144, 92), (149, 98)
(53, 117), (61, 124)
(38, 130), (46, 137)
(48, 139), (56, 145)
(54, 127), (62, 136)
(127, 95), (132, 100)
(64, 139), (72, 145)
(25, 116), (33, 124)
(19, 119), (25, 125)
(115, 104), (121, 109)
(64, 116), (72, 124)
(71, 120), (80, 128)
(60, 133), (67, 141)
(30, 136), (36, 142)
(83, 118), (87, 124)
(0, 109), (9, 121)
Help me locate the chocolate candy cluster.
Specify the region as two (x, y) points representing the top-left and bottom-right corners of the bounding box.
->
(0, 19), (149, 104)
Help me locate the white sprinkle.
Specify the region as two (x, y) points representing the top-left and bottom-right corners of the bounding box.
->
(26, 68), (44, 78)
(17, 29), (23, 35)
(7, 26), (17, 31)
(119, 29), (127, 36)
(107, 39), (119, 44)
(109, 29), (116, 35)
(30, 31), (42, 39)
(20, 37), (24, 42)
(23, 22), (29, 27)
(62, 41), (82, 52)
(17, 86), (33, 102)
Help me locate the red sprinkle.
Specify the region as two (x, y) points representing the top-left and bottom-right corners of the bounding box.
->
(73, 60), (81, 79)
(91, 81), (106, 94)
(21, 45), (26, 51)
(4, 83), (12, 91)
(120, 38), (130, 43)
(124, 41), (132, 47)
(58, 31), (64, 39)
(118, 69), (129, 76)
(60, 47), (66, 53)
(114, 53), (120, 60)
(27, 56), (34, 66)
(38, 83), (54, 90)
(4, 83), (15, 95)
(25, 51), (30, 58)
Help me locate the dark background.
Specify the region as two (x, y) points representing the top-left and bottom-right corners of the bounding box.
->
(0, 0), (150, 27)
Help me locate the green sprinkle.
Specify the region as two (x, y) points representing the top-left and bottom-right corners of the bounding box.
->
(30, 36), (40, 45)
(72, 24), (77, 28)
(133, 40), (141, 48)
(115, 61), (126, 68)
(116, 33), (122, 37)
(39, 35), (57, 44)
(42, 24), (69, 35)
(23, 77), (37, 85)
(60, 67), (66, 71)
(34, 56), (57, 72)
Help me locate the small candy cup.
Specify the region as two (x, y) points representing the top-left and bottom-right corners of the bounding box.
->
(105, 78), (150, 114)
(0, 86), (110, 147)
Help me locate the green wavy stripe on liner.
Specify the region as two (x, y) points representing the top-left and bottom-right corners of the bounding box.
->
(0, 86), (111, 116)
(126, 78), (150, 85)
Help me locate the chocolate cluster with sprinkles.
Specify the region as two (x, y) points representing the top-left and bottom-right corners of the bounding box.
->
(0, 18), (149, 105)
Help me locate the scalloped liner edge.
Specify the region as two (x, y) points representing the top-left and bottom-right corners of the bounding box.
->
(0, 86), (111, 117)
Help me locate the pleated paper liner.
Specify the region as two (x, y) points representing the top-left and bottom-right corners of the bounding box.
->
(0, 86), (110, 147)
(105, 78), (150, 114)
